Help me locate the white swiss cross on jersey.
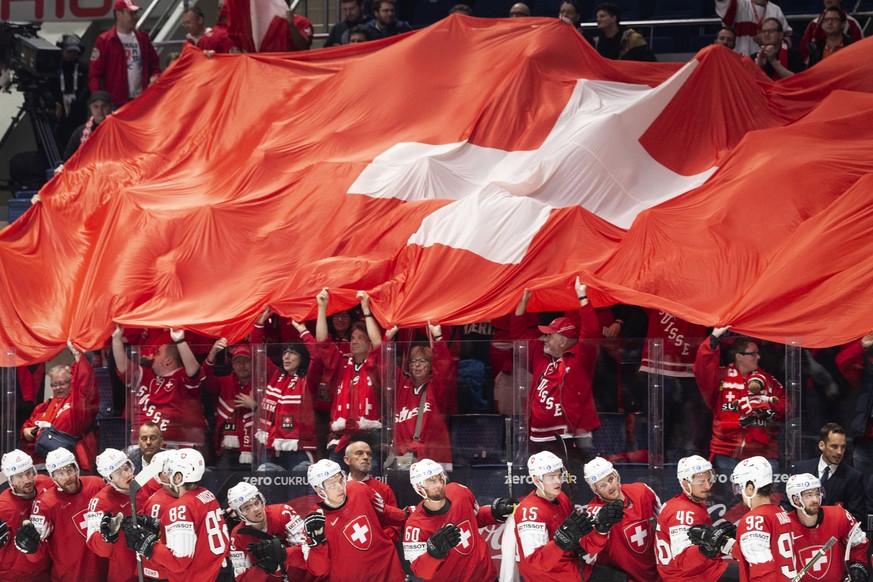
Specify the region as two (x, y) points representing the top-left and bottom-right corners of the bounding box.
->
(797, 545), (830, 580)
(453, 520), (474, 556)
(73, 508), (90, 539)
(343, 515), (373, 550)
(623, 520), (652, 555)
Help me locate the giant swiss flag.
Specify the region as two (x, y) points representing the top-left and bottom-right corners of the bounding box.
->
(2, 17), (873, 364)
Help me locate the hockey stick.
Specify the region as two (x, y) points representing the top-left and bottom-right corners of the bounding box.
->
(791, 536), (836, 582)
(129, 460), (163, 582)
(555, 432), (575, 504)
(237, 527), (290, 582)
(505, 416), (513, 499)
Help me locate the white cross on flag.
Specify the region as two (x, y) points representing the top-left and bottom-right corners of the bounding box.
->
(343, 515), (373, 551)
(2, 17), (873, 363)
(623, 521), (651, 555)
(73, 508), (90, 539)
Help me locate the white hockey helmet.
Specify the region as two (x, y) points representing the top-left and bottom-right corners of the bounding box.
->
(527, 451), (564, 478)
(677, 455), (713, 483)
(150, 449), (174, 483)
(45, 447), (78, 476)
(162, 449), (205, 485)
(227, 481), (266, 514)
(730, 456), (772, 499)
(785, 473), (822, 510)
(307, 459), (344, 491)
(409, 458), (448, 499)
(1, 449), (35, 479)
(584, 457), (616, 491)
(96, 448), (133, 481)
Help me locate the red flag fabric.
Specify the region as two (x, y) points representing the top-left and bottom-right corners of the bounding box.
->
(2, 16), (873, 364)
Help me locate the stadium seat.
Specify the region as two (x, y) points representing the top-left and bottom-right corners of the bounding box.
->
(7, 198), (32, 223)
(650, 35), (676, 52)
(98, 417), (127, 451)
(689, 34), (715, 52)
(411, 0), (455, 27)
(616, 0), (652, 21)
(95, 368), (116, 418)
(450, 414), (507, 467)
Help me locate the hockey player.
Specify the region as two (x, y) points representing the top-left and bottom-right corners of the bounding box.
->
(137, 449), (177, 581)
(580, 456), (661, 581)
(402, 458), (515, 581)
(0, 450), (53, 582)
(731, 456), (797, 581)
(657, 455), (735, 581)
(785, 473), (868, 582)
(16, 447), (108, 582)
(85, 448), (161, 582)
(225, 481), (312, 581)
(514, 451), (595, 581)
(260, 459), (407, 581)
(122, 449), (233, 581)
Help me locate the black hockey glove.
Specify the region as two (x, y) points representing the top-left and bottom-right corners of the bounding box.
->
(491, 497), (518, 522)
(688, 524), (721, 559)
(123, 524), (158, 559)
(571, 509), (595, 538)
(224, 507), (242, 532)
(0, 516), (7, 547)
(847, 562), (869, 582)
(426, 523), (462, 559)
(14, 520), (40, 554)
(248, 538), (285, 574)
(594, 500), (624, 534)
(122, 514), (161, 535)
(303, 512), (326, 547)
(554, 514), (585, 553)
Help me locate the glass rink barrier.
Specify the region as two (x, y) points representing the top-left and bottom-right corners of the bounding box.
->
(9, 324), (865, 578)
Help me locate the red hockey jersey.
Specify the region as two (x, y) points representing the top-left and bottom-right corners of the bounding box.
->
(0, 475), (54, 582)
(514, 490), (581, 582)
(736, 504), (797, 582)
(788, 506), (868, 582)
(656, 493), (728, 581)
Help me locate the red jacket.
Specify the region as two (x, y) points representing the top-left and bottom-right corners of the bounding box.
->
(89, 27), (160, 106)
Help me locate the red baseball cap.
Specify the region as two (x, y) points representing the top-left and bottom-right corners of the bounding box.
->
(231, 345), (252, 360)
(538, 317), (576, 338)
(115, 0), (140, 11)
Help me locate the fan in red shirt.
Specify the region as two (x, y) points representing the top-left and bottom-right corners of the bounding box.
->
(16, 448), (109, 582)
(20, 342), (99, 472)
(203, 339), (255, 469)
(0, 450), (53, 582)
(112, 325), (206, 444)
(402, 458), (514, 581)
(784, 473), (868, 582)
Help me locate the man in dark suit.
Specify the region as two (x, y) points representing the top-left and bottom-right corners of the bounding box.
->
(791, 422), (865, 522)
(126, 421), (165, 473)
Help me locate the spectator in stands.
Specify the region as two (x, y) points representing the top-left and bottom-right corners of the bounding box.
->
(182, 6), (207, 45)
(693, 326), (786, 474)
(509, 2), (531, 17)
(89, 0), (161, 108)
(370, 315), (454, 471)
(326, 0), (370, 46)
(52, 33), (89, 152)
(512, 277), (600, 470)
(450, 4), (473, 15)
(589, 2), (656, 61)
(559, 1), (584, 34)
(787, 423), (864, 523)
(127, 421), (165, 473)
(316, 289), (382, 461)
(714, 26), (737, 50)
(198, 2), (239, 53)
(63, 91), (112, 161)
(800, 0), (863, 63)
(348, 25), (372, 43)
(714, 0), (791, 57)
(112, 325), (206, 445)
(20, 341), (99, 473)
(367, 0), (413, 40)
(806, 6), (854, 67)
(286, 7), (315, 51)
(203, 339), (254, 469)
(754, 18), (805, 79)
(251, 308), (322, 471)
